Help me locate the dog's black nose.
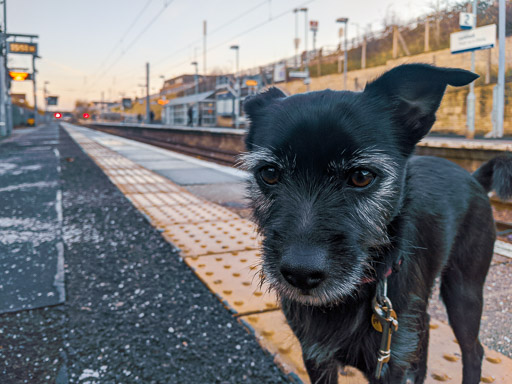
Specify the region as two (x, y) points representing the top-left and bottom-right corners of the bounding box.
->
(281, 267), (326, 290)
(280, 245), (327, 291)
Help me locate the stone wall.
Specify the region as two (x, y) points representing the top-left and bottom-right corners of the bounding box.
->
(277, 36), (512, 136)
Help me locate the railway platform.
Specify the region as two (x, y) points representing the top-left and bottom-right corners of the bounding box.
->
(1, 122), (511, 383)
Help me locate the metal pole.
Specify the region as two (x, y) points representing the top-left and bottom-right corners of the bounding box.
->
(344, 21), (348, 90)
(4, 0), (11, 134)
(361, 36), (367, 69)
(496, 0), (505, 137)
(0, 60), (4, 136)
(145, 62), (150, 124)
(424, 17), (430, 52)
(203, 20), (207, 75)
(0, 0), (5, 136)
(294, 9), (298, 68)
(313, 30), (316, 62)
(194, 63), (198, 127)
(44, 82), (48, 123)
(304, 9), (309, 91)
(235, 48), (239, 129)
(32, 54), (38, 127)
(466, 0), (477, 138)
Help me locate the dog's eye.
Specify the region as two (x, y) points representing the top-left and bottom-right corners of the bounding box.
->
(348, 170), (375, 188)
(259, 166), (280, 185)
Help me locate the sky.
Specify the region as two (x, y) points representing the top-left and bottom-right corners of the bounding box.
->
(7, 0), (442, 110)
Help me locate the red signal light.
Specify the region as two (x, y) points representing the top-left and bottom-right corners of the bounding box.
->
(83, 113), (90, 119)
(54, 112), (62, 119)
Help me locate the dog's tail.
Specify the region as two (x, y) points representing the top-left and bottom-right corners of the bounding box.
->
(473, 155), (512, 200)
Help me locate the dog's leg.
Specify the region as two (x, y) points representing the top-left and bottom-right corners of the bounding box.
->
(414, 324), (429, 383)
(389, 311), (430, 384)
(441, 273), (485, 384)
(303, 359), (338, 384)
(440, 219), (494, 384)
(411, 313), (430, 384)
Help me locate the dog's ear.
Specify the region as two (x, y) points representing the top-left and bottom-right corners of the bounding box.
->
(244, 87), (286, 150)
(364, 64), (478, 151)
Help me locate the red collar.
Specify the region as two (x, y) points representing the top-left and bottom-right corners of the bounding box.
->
(360, 259), (402, 284)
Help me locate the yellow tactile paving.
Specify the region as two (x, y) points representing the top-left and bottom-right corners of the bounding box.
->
(63, 124), (512, 384)
(162, 220), (260, 257)
(240, 312), (512, 384)
(159, 203), (237, 224)
(185, 250), (278, 315)
(427, 320), (512, 383)
(239, 310), (367, 384)
(139, 192), (200, 207)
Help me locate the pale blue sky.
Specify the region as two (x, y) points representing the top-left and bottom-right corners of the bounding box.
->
(8, 0), (440, 110)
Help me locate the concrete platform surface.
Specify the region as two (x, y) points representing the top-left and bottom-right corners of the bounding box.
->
(0, 125), (65, 313)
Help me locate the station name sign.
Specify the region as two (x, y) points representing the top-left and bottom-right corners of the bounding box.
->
(8, 42), (38, 55)
(450, 24), (496, 54)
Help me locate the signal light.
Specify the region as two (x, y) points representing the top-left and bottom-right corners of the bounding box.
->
(83, 113), (90, 119)
(9, 71), (31, 81)
(54, 112), (62, 119)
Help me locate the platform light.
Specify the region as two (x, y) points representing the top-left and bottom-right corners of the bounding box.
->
(9, 71), (31, 81)
(83, 113), (90, 119)
(54, 112), (62, 119)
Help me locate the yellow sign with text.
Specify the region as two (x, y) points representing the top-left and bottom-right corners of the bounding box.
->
(8, 42), (37, 55)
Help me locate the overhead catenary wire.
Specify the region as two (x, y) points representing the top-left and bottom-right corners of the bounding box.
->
(88, 0), (316, 100)
(162, 0), (316, 78)
(116, 0), (271, 81)
(91, 0), (154, 79)
(84, 0), (176, 95)
(120, 0), (317, 96)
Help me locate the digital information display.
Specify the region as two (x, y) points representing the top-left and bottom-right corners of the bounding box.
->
(8, 42), (38, 55)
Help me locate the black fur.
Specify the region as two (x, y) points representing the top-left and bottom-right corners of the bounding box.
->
(241, 64), (512, 384)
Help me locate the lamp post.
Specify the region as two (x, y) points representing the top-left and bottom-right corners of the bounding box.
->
(466, 0), (477, 138)
(44, 81), (49, 122)
(299, 8), (310, 91)
(293, 8), (299, 68)
(145, 62), (150, 124)
(336, 17), (349, 90)
(230, 45), (240, 129)
(191, 61), (199, 127)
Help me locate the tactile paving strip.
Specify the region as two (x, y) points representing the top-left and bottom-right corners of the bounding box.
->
(186, 250), (278, 315)
(141, 203), (238, 228)
(427, 320), (512, 383)
(239, 310), (367, 383)
(127, 192), (202, 207)
(162, 219), (261, 257)
(239, 310), (512, 384)
(63, 124), (512, 384)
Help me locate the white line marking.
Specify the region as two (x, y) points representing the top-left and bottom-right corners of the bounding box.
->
(53, 147), (66, 302)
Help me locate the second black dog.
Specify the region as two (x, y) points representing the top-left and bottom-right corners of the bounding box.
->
(241, 64), (512, 384)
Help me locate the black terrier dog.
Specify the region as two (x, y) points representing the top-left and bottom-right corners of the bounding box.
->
(241, 64), (512, 384)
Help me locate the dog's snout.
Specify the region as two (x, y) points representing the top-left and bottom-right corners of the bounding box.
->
(280, 245), (327, 291)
